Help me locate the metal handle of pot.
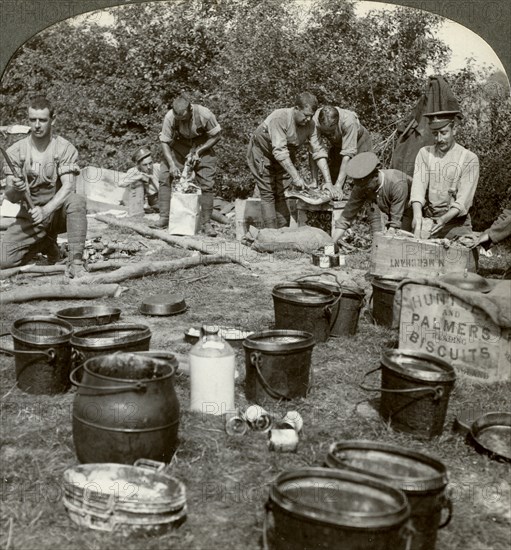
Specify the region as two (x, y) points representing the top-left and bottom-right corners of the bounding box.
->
(399, 520), (417, 550)
(0, 333), (56, 362)
(133, 458), (166, 472)
(250, 351), (290, 401)
(250, 351), (313, 400)
(359, 366), (445, 400)
(324, 291), (342, 329)
(71, 348), (84, 366)
(69, 364), (148, 394)
(438, 491), (453, 528)
(295, 272), (343, 286)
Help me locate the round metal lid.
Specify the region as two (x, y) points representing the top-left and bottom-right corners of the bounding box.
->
(381, 349), (456, 383)
(272, 283), (334, 305)
(326, 440), (448, 492)
(270, 467), (410, 530)
(243, 330), (315, 352)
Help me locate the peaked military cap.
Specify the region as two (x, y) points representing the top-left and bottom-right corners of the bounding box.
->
(346, 152), (380, 180)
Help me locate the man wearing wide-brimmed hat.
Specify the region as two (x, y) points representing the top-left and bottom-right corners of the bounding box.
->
(410, 110), (480, 239)
(120, 146), (160, 213)
(332, 152), (413, 243)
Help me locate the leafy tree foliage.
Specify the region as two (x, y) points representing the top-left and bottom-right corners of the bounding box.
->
(0, 0), (508, 224)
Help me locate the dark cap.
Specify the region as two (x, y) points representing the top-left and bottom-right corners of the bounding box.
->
(346, 152), (379, 180)
(132, 147), (152, 164)
(424, 110), (460, 130)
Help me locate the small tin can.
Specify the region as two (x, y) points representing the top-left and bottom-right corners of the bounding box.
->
(268, 429), (299, 452)
(324, 244), (336, 256)
(225, 411), (248, 436)
(244, 405), (273, 432)
(319, 255), (330, 268)
(338, 254), (346, 267)
(281, 410), (303, 433)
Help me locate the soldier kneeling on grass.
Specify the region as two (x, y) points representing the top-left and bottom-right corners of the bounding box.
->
(332, 152), (413, 244)
(0, 95), (88, 278)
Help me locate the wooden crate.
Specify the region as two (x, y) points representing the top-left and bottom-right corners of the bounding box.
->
(398, 282), (511, 383)
(370, 232), (476, 279)
(76, 166), (144, 216)
(297, 199), (347, 237)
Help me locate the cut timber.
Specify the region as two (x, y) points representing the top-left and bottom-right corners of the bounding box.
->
(0, 283), (122, 304)
(74, 255), (232, 284)
(94, 214), (256, 267)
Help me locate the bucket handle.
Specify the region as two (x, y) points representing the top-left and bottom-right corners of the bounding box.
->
(250, 351), (313, 401)
(438, 491), (453, 529)
(69, 364), (148, 394)
(399, 521), (417, 550)
(0, 334), (56, 361)
(250, 351), (291, 401)
(324, 291), (342, 330)
(359, 366), (445, 400)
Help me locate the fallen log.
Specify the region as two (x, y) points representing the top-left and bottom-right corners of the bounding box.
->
(94, 214), (255, 267)
(0, 260), (131, 280)
(0, 283), (123, 304)
(74, 254), (231, 285)
(211, 211), (230, 224)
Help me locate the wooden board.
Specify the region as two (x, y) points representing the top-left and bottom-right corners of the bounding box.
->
(398, 283), (511, 383)
(76, 166), (144, 216)
(370, 232), (475, 279)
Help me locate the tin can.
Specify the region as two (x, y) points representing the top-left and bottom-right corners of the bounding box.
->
(324, 244), (336, 256)
(244, 405), (273, 432)
(281, 410), (303, 433)
(338, 254), (346, 267)
(268, 429), (299, 452)
(225, 411), (248, 436)
(319, 255), (330, 268)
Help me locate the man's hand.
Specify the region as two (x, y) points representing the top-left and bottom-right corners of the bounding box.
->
(475, 232), (492, 249)
(11, 176), (27, 192)
(412, 215), (422, 239)
(309, 178), (318, 189)
(169, 164), (181, 179)
(186, 150), (200, 166)
(430, 216), (446, 237)
(29, 205), (50, 225)
(0, 126), (8, 137)
(325, 183), (342, 200)
(292, 177), (307, 190)
(386, 227), (397, 236)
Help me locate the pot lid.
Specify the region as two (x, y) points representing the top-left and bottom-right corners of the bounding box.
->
(140, 293), (187, 316)
(243, 330), (315, 352)
(470, 412), (511, 462)
(381, 349), (456, 383)
(438, 271), (492, 293)
(326, 440), (448, 492)
(272, 283), (334, 305)
(270, 467), (409, 530)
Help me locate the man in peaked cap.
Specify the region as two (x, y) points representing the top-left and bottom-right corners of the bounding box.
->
(332, 152), (413, 243)
(119, 146), (160, 213)
(410, 110), (480, 239)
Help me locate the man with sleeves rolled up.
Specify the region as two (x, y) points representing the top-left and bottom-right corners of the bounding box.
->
(410, 110), (480, 240)
(154, 95), (221, 237)
(0, 95), (87, 278)
(246, 92), (332, 229)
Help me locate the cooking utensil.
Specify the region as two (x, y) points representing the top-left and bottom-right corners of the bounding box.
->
(469, 412), (511, 462)
(140, 293), (187, 316)
(55, 305), (122, 327)
(438, 271), (492, 293)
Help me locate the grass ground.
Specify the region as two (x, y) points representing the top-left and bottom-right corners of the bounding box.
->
(0, 221), (509, 550)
